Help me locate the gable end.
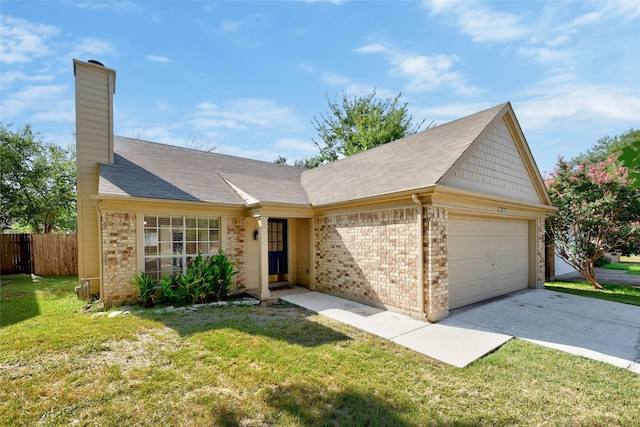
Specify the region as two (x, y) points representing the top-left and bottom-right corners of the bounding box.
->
(440, 113), (544, 205)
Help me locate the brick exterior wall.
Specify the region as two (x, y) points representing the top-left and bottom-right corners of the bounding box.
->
(424, 206), (449, 322)
(101, 211), (138, 306)
(226, 217), (246, 289)
(314, 208), (419, 312)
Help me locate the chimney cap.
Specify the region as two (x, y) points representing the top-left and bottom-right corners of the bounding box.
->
(88, 59), (105, 67)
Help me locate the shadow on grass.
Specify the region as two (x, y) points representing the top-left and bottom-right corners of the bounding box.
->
(265, 383), (413, 426)
(0, 274), (41, 327)
(138, 301), (350, 347)
(210, 383), (414, 427)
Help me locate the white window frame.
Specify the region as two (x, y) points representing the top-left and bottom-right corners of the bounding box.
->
(141, 214), (221, 281)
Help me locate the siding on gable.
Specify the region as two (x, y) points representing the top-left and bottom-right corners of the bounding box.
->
(74, 60), (116, 293)
(444, 120), (540, 204)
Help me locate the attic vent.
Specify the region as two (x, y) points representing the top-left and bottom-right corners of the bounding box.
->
(88, 59), (105, 67)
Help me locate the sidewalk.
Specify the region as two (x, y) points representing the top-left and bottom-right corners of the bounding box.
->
(271, 287), (511, 368)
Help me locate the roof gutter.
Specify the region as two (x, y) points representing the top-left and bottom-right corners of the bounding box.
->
(412, 193), (425, 317)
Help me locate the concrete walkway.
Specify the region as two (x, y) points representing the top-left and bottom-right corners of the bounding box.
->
(272, 287), (511, 368)
(272, 287), (640, 372)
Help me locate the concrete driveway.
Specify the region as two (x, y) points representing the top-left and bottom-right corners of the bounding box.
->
(275, 287), (640, 373)
(446, 289), (640, 373)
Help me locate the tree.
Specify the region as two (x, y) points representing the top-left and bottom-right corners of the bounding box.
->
(572, 129), (639, 169)
(273, 155), (288, 164)
(1, 124), (76, 233)
(311, 90), (427, 164)
(546, 154), (640, 289)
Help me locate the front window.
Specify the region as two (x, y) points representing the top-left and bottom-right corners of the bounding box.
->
(143, 215), (220, 281)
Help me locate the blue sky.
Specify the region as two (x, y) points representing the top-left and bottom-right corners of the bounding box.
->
(1, 1), (639, 175)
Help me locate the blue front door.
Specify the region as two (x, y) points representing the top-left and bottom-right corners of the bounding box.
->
(268, 219), (288, 282)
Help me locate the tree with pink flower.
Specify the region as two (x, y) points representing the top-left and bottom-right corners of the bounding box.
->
(546, 153), (640, 289)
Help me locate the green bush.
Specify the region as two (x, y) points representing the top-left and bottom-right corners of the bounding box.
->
(208, 250), (240, 300)
(132, 271), (156, 308)
(160, 275), (180, 305)
(595, 254), (612, 268)
(133, 251), (240, 308)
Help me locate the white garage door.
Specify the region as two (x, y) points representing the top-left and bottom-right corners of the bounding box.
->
(448, 217), (529, 309)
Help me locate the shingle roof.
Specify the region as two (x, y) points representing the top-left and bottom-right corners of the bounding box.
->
(301, 103), (509, 206)
(99, 137), (309, 205)
(99, 103), (510, 208)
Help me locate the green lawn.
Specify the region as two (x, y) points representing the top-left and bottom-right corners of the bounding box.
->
(2, 274), (639, 426)
(602, 262), (640, 275)
(545, 280), (640, 306)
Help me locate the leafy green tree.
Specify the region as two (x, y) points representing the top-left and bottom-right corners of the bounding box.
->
(1, 124), (76, 233)
(293, 156), (324, 169)
(546, 154), (640, 289)
(572, 129), (639, 172)
(273, 155), (288, 164)
(311, 90), (427, 163)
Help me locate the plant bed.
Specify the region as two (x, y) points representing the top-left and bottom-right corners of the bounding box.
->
(133, 251), (241, 308)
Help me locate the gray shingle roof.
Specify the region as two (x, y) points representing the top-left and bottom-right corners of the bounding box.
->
(99, 103), (510, 208)
(99, 137), (309, 205)
(301, 103), (509, 206)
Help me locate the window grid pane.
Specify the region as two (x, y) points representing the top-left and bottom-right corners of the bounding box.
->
(144, 215), (220, 278)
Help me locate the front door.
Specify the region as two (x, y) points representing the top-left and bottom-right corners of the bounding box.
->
(268, 219), (288, 282)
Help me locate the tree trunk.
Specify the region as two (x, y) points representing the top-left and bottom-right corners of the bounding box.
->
(580, 260), (603, 290)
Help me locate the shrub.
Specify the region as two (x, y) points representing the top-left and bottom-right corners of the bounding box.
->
(595, 254), (612, 268)
(207, 250), (240, 300)
(134, 251), (240, 308)
(176, 253), (213, 304)
(160, 274), (180, 305)
(132, 272), (156, 308)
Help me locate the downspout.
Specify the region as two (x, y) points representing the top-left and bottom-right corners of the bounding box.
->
(412, 193), (425, 317)
(95, 198), (104, 303)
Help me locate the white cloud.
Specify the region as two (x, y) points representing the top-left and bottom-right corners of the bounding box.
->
(1, 84), (71, 122)
(69, 37), (117, 62)
(411, 102), (496, 125)
(217, 14), (268, 33)
(515, 81), (640, 129)
(193, 98), (305, 132)
(354, 43), (388, 54)
(423, 0), (529, 43)
(298, 63), (314, 73)
(608, 0), (640, 21)
(297, 0), (344, 4)
(320, 72), (396, 99)
(516, 46), (571, 64)
(355, 42), (480, 95)
(69, 1), (142, 13)
(0, 71), (55, 91)
(146, 54), (172, 63)
(0, 15), (59, 64)
(155, 100), (171, 113)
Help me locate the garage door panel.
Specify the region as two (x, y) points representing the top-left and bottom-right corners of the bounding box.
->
(449, 217), (529, 309)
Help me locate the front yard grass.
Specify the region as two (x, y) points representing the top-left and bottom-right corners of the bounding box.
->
(2, 274), (639, 426)
(545, 280), (640, 306)
(602, 262), (640, 275)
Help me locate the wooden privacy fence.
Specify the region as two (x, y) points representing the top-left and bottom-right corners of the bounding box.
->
(1, 233), (77, 275)
(1, 234), (31, 274)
